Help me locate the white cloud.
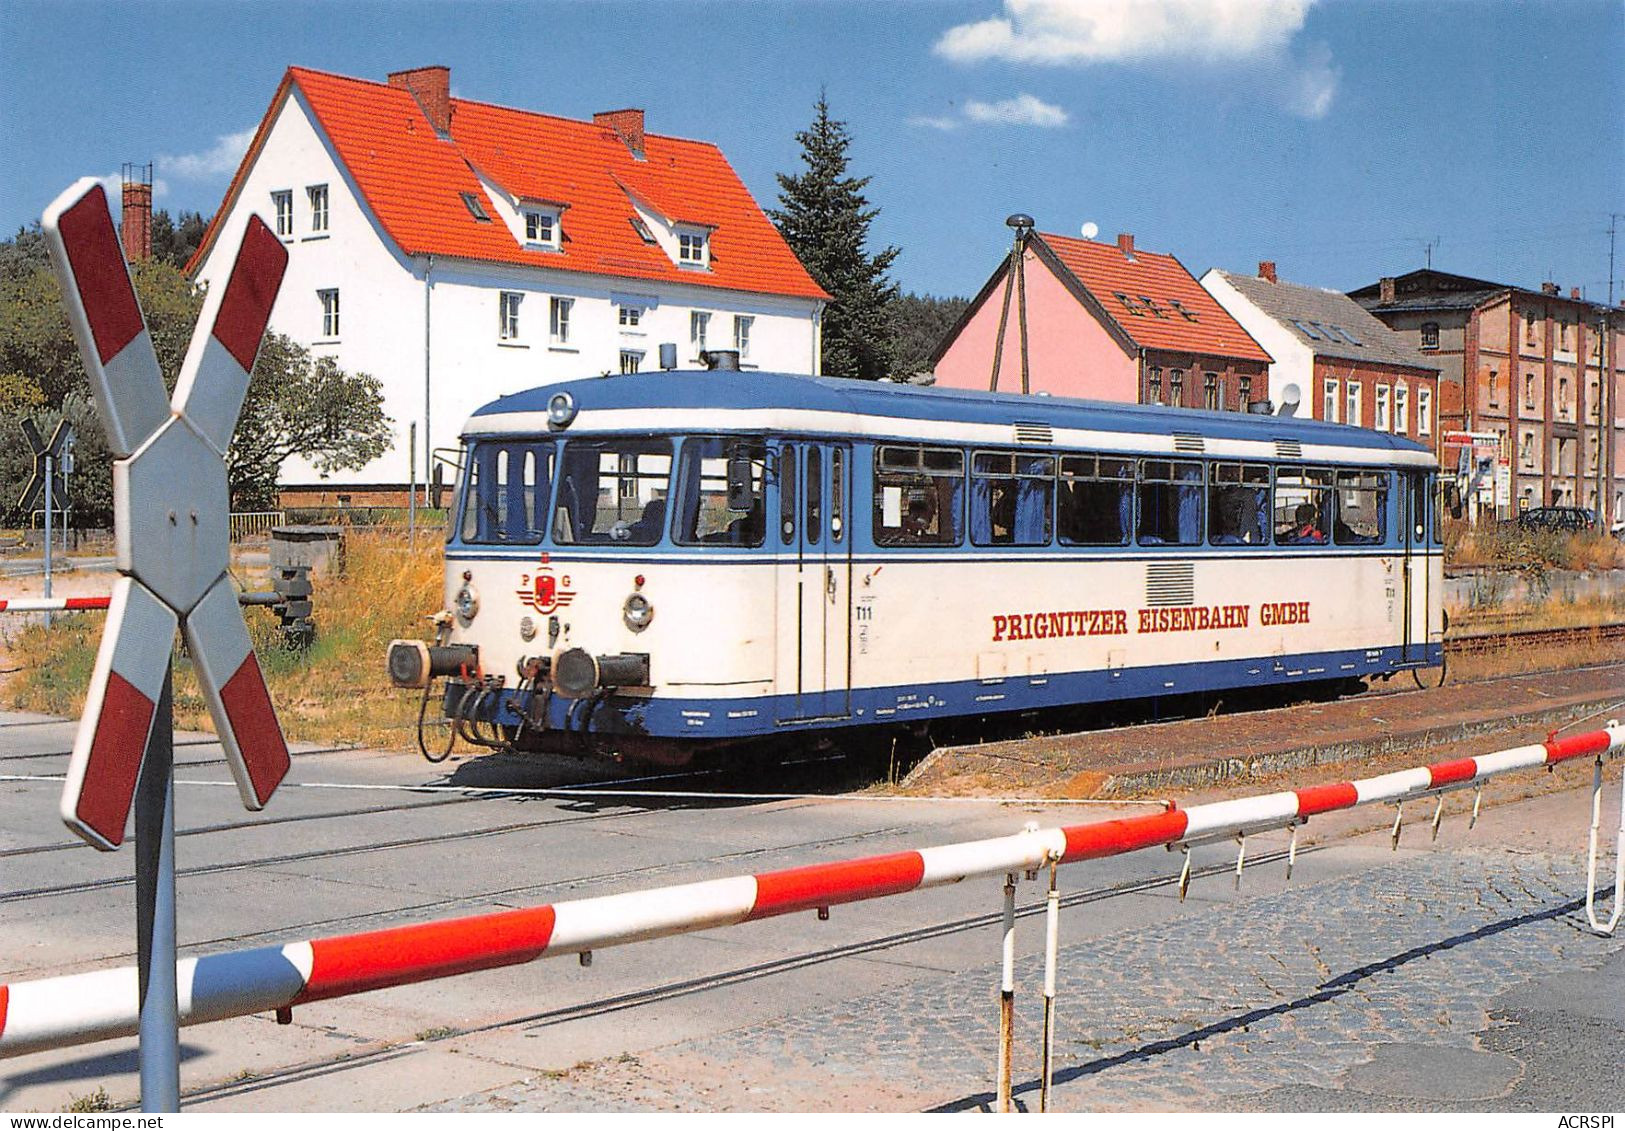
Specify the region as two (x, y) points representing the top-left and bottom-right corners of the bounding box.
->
(158, 128), (255, 181)
(935, 0), (1338, 119)
(936, 0), (1312, 65)
(908, 114), (963, 132)
(964, 93), (1070, 127)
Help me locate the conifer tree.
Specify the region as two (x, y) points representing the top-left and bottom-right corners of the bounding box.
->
(771, 95), (900, 380)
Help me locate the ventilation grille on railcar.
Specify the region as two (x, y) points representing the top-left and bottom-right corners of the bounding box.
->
(1013, 421), (1053, 444)
(1172, 433), (1205, 453)
(1145, 561), (1196, 606)
(1274, 438), (1304, 460)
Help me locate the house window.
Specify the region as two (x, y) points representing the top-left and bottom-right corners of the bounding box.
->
(1589, 380), (1601, 420)
(1375, 385), (1391, 431)
(499, 292), (522, 341)
(524, 210), (557, 246)
(618, 305), (642, 328)
(1394, 382), (1409, 434)
(1347, 382), (1362, 427)
(1147, 367), (1163, 404)
(1169, 299), (1198, 322)
(1169, 369), (1184, 404)
(1520, 431), (1535, 468)
(678, 231), (708, 266)
(1525, 310), (1537, 345)
(318, 288), (340, 338)
(1114, 292), (1142, 316)
(1203, 372), (1220, 410)
(1331, 325), (1362, 346)
(272, 190), (293, 237)
(630, 216), (656, 244)
(1488, 369), (1499, 406)
(1524, 373), (1536, 408)
(690, 311), (710, 353)
(550, 297), (573, 345)
(1139, 295), (1167, 319)
(1420, 322), (1439, 349)
(1417, 386), (1433, 435)
(1560, 319), (1571, 350)
(1558, 377), (1570, 415)
(1323, 378), (1339, 423)
(733, 315), (752, 358)
(461, 192), (491, 222)
(1290, 319), (1322, 340)
(1238, 375), (1252, 405)
(307, 184), (329, 233)
(619, 350), (643, 374)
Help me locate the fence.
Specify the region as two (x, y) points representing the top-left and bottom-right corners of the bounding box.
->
(1, 723), (1618, 1071)
(228, 511), (285, 540)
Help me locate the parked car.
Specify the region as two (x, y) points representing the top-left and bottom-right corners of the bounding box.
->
(1514, 506), (1598, 533)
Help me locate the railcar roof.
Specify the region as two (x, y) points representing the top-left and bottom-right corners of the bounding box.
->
(469, 370), (1430, 455)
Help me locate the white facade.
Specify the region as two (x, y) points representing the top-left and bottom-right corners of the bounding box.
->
(1200, 269), (1312, 409)
(193, 88), (824, 490)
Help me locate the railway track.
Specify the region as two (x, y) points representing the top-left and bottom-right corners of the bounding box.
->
(1445, 620), (1625, 655)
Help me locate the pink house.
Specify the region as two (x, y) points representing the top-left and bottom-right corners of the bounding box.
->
(933, 229), (1272, 412)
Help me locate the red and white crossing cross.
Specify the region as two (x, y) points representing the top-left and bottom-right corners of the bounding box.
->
(42, 178), (292, 851)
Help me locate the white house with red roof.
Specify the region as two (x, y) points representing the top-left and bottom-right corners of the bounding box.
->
(931, 229), (1271, 413)
(190, 65), (828, 501)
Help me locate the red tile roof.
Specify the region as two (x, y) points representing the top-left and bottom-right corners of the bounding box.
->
(191, 67), (827, 302)
(1036, 232), (1271, 363)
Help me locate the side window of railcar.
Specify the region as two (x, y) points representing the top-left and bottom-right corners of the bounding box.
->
(1430, 473), (1444, 545)
(1333, 470), (1388, 545)
(1136, 459), (1204, 546)
(1274, 467), (1334, 545)
(672, 437), (766, 547)
(779, 446), (796, 545)
(873, 446), (964, 546)
(1057, 455), (1132, 546)
(971, 452), (1054, 546)
(1208, 463), (1271, 546)
(553, 439), (672, 545)
(459, 440), (554, 544)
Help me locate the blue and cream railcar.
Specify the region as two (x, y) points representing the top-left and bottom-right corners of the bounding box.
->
(389, 370), (1444, 762)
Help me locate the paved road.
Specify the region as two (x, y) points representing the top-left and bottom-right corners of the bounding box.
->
(1, 709), (1620, 1113)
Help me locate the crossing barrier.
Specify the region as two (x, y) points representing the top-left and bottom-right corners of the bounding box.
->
(1, 723), (1620, 1065)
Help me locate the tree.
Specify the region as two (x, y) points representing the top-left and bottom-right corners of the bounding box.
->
(150, 209), (210, 270)
(890, 293), (970, 378)
(227, 332), (392, 511)
(771, 95), (900, 380)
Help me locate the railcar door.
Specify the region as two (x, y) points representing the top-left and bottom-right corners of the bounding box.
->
(774, 440), (853, 721)
(1401, 470), (1430, 663)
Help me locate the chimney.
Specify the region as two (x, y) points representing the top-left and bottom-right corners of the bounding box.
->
(1379, 276), (1396, 305)
(1541, 281), (1560, 296)
(389, 66), (452, 135)
(120, 162), (152, 263)
(1116, 232), (1135, 261)
(594, 109), (646, 157)
(1258, 260), (1277, 283)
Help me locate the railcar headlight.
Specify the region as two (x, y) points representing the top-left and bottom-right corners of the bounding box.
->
(546, 391), (578, 430)
(455, 582), (479, 622)
(623, 591), (654, 631)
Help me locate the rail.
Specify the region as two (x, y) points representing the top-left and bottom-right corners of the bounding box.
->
(0, 723), (1618, 1060)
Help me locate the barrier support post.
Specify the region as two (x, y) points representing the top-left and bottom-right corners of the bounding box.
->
(997, 872), (1016, 1112)
(1040, 857), (1059, 1113)
(135, 669), (180, 1111)
(1586, 749), (1624, 935)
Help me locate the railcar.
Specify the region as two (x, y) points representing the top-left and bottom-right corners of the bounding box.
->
(387, 366), (1444, 763)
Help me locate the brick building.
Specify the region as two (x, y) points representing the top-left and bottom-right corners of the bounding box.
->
(1349, 270), (1625, 523)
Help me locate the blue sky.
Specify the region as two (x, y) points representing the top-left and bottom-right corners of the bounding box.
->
(2, 0), (1620, 301)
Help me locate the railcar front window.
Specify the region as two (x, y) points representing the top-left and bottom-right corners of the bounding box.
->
(1334, 470), (1388, 545)
(874, 446), (964, 546)
(673, 438), (766, 546)
(1275, 467), (1334, 545)
(972, 451), (1053, 546)
(1057, 455), (1132, 546)
(460, 441), (554, 544)
(1208, 463), (1271, 546)
(1137, 459), (1204, 546)
(553, 439), (672, 545)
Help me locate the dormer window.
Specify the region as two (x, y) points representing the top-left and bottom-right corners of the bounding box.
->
(523, 208), (559, 248)
(677, 230), (709, 267)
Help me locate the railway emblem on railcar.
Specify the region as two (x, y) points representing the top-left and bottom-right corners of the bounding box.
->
(518, 569), (574, 614)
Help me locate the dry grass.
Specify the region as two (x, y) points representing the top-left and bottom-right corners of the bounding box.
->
(4, 530), (444, 751)
(1448, 524), (1625, 571)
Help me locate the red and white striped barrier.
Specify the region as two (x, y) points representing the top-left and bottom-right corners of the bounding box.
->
(0, 596), (112, 613)
(1, 724), (1619, 1058)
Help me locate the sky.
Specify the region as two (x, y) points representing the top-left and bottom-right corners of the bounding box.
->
(1, 0), (1621, 303)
